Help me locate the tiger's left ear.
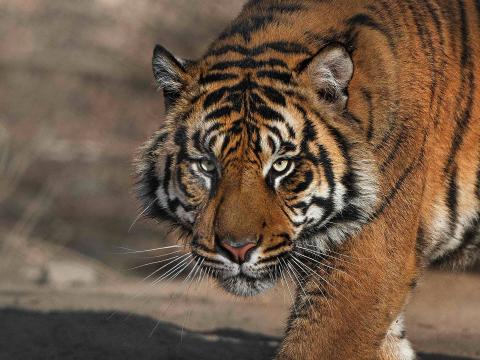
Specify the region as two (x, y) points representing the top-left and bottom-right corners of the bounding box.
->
(152, 44), (190, 110)
(297, 44), (353, 108)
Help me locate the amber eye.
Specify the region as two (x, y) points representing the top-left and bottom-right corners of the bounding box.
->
(199, 159), (216, 173)
(271, 159), (291, 174)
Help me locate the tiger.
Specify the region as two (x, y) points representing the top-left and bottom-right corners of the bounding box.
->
(135, 0), (480, 359)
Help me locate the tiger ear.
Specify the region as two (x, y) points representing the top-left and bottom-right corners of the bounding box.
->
(298, 44), (353, 108)
(152, 44), (189, 110)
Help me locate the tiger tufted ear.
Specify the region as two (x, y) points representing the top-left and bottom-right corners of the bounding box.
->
(298, 43), (353, 108)
(152, 44), (189, 110)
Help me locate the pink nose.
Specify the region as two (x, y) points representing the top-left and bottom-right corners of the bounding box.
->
(220, 242), (256, 263)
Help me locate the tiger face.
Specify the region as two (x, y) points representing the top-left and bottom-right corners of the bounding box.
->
(137, 43), (378, 296)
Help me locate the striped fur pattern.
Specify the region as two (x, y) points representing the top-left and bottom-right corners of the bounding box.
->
(136, 0), (480, 358)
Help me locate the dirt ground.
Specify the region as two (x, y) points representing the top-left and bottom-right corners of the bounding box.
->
(1, 270), (479, 360)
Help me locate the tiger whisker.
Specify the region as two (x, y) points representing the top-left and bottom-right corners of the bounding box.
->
(128, 197), (157, 233)
(284, 258), (314, 311)
(114, 244), (183, 254)
(290, 254), (362, 317)
(293, 251), (366, 292)
(136, 249), (185, 259)
(141, 252), (192, 283)
(302, 243), (373, 261)
(296, 245), (363, 268)
(196, 266), (206, 285)
(182, 258), (203, 286)
(151, 256), (194, 286)
(276, 261), (288, 305)
(279, 260), (297, 313)
(152, 258), (204, 339)
(289, 255), (334, 316)
(127, 253), (187, 271)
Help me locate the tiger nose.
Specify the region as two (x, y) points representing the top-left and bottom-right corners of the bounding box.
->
(220, 240), (257, 264)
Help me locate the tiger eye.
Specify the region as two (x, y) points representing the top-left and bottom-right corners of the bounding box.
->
(272, 159), (290, 173)
(199, 159), (216, 173)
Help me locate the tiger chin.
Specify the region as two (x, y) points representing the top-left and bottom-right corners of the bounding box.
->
(135, 1), (480, 359)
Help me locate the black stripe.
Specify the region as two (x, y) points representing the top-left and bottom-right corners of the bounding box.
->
(375, 0), (402, 32)
(207, 134), (218, 150)
(162, 155), (174, 211)
(264, 124), (284, 142)
(205, 106), (234, 121)
(318, 144), (336, 190)
(406, 0), (438, 110)
(267, 135), (276, 153)
(373, 133), (427, 218)
(322, 122), (351, 165)
(203, 122), (224, 141)
(191, 130), (203, 153)
(199, 73), (238, 85)
(210, 58), (288, 71)
(446, 167), (459, 233)
(259, 86), (286, 106)
(329, 204), (361, 224)
(440, 1), (460, 52)
(422, 0), (447, 127)
(249, 92), (266, 106)
(266, 4), (304, 13)
(203, 88), (227, 109)
(137, 139), (176, 222)
(361, 88), (374, 141)
(292, 170), (314, 193)
(263, 239), (291, 254)
(256, 70), (292, 84)
(203, 78), (261, 111)
(157, 131), (168, 144)
(409, 278), (418, 289)
(476, 163), (480, 199)
(431, 217), (480, 266)
(254, 104), (284, 122)
(176, 165), (194, 200)
(311, 197), (335, 224)
(380, 125), (407, 172)
(294, 104), (316, 152)
(223, 138), (244, 159)
(219, 15), (274, 42)
(285, 124), (296, 140)
(374, 100), (400, 151)
(320, 121), (360, 204)
(173, 126), (187, 147)
(444, 0), (475, 174)
(206, 41), (310, 57)
(476, 0), (480, 27)
(346, 13), (396, 52)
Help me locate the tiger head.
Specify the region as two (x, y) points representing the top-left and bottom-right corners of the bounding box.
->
(136, 40), (378, 296)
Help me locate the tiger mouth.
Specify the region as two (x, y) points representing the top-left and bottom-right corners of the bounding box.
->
(218, 271), (278, 297)
(201, 261), (282, 297)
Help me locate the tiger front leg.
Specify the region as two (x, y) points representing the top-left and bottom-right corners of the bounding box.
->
(276, 218), (421, 360)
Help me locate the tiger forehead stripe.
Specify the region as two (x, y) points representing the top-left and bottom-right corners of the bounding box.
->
(209, 58), (289, 71)
(201, 77), (290, 110)
(205, 41), (312, 58)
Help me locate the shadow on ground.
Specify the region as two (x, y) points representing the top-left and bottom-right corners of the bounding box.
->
(0, 309), (473, 360)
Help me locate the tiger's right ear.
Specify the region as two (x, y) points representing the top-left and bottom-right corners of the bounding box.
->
(152, 45), (189, 110)
(296, 43), (353, 109)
